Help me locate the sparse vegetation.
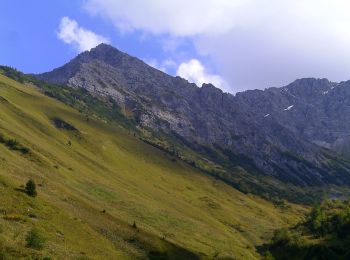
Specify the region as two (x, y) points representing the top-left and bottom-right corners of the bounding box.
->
(0, 250), (10, 260)
(25, 228), (45, 250)
(0, 133), (30, 154)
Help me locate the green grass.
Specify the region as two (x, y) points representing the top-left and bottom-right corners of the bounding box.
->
(265, 199), (350, 259)
(0, 66), (318, 205)
(0, 74), (307, 259)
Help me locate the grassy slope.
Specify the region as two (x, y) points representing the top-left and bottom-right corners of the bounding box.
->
(0, 74), (307, 259)
(265, 199), (350, 260)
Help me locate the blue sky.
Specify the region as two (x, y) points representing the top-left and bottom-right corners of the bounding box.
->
(2, 1), (350, 93)
(1, 0), (216, 92)
(0, 0), (195, 75)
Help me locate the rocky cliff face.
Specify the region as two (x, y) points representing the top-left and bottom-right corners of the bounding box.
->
(36, 43), (350, 187)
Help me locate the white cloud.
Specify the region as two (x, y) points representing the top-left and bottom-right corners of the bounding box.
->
(176, 59), (229, 92)
(58, 16), (110, 52)
(84, 0), (350, 92)
(84, 0), (246, 36)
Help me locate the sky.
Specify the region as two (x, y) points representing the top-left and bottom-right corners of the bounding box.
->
(1, 0), (350, 93)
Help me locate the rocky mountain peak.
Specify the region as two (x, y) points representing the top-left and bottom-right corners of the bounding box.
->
(35, 45), (350, 188)
(36, 43), (158, 86)
(77, 43), (134, 66)
(201, 83), (221, 91)
(91, 42), (117, 52)
(283, 78), (333, 97)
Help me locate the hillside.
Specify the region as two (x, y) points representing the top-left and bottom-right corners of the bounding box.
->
(265, 199), (350, 259)
(0, 74), (307, 259)
(35, 44), (350, 203)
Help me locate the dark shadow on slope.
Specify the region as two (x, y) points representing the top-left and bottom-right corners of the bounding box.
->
(51, 117), (78, 131)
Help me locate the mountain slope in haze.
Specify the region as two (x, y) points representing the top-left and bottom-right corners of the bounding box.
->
(36, 44), (350, 191)
(0, 74), (306, 259)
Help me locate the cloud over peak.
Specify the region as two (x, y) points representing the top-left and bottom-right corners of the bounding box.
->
(84, 0), (246, 36)
(58, 16), (109, 52)
(177, 59), (228, 92)
(83, 0), (350, 92)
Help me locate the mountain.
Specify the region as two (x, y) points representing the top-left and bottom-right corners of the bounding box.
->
(2, 43), (350, 259)
(36, 43), (350, 199)
(0, 71), (306, 259)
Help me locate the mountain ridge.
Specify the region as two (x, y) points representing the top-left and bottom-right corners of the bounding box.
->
(0, 72), (307, 259)
(32, 43), (350, 200)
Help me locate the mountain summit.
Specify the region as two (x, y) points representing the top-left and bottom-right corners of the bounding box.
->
(36, 43), (350, 200)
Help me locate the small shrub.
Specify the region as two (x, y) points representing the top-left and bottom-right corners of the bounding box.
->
(25, 179), (37, 197)
(19, 147), (30, 154)
(28, 213), (37, 218)
(26, 228), (45, 250)
(6, 139), (19, 149)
